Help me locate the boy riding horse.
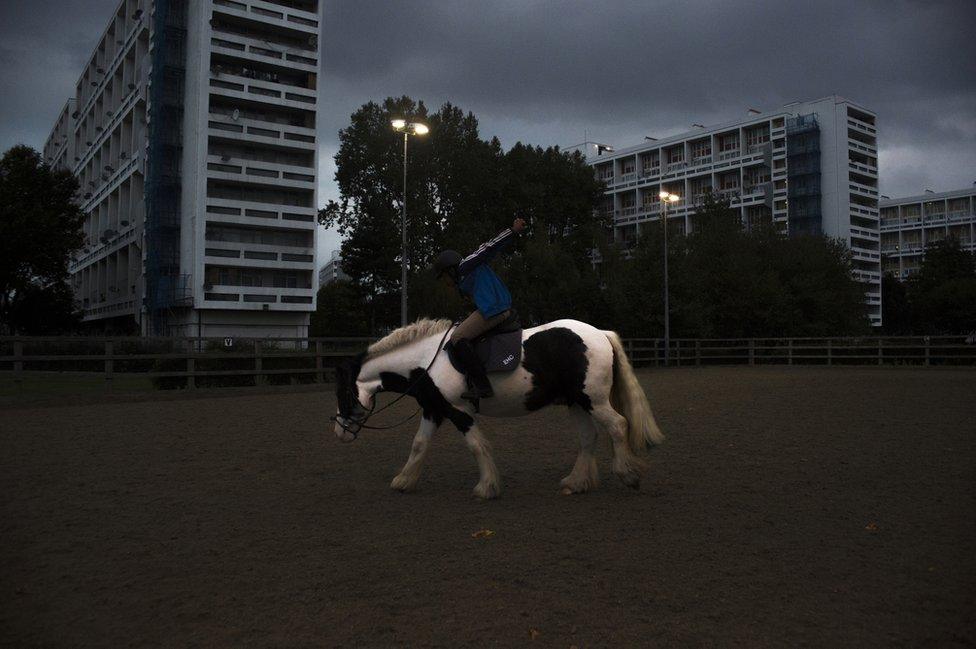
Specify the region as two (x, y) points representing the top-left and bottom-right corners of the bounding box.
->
(433, 217), (526, 401)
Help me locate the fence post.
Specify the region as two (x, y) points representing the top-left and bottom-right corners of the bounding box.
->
(254, 340), (265, 386)
(104, 341), (114, 391)
(826, 339), (832, 366)
(186, 339), (195, 390)
(924, 337), (930, 366)
(748, 339), (755, 366)
(315, 341), (323, 383)
(695, 340), (701, 366)
(877, 339), (883, 366)
(13, 340), (23, 391)
(788, 339), (793, 366)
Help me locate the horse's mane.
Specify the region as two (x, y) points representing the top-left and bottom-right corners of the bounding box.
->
(366, 318), (452, 360)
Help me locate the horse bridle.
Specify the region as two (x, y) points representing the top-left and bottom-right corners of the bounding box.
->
(330, 323), (456, 439)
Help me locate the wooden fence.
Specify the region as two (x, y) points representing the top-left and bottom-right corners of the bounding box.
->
(1, 335), (973, 393)
(625, 336), (976, 367)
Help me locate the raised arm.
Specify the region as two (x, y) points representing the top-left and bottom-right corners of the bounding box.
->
(458, 218), (525, 274)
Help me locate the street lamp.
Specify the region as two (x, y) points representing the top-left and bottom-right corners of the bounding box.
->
(659, 190), (680, 366)
(391, 119), (429, 326)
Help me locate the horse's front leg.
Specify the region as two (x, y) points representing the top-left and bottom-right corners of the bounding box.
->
(464, 420), (502, 499)
(391, 416), (439, 492)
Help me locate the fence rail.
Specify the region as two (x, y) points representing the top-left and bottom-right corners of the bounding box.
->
(1, 335), (973, 393)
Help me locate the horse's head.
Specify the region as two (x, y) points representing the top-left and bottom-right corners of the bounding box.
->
(333, 352), (372, 442)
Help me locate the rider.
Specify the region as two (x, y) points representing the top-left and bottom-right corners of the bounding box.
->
(433, 217), (527, 400)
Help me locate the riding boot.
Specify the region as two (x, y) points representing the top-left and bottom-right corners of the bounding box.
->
(450, 339), (494, 400)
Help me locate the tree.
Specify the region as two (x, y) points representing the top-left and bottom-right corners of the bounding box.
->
(606, 194), (869, 338)
(321, 96), (605, 333)
(0, 145), (84, 333)
(881, 271), (911, 334)
(310, 280), (370, 337)
(907, 239), (976, 334)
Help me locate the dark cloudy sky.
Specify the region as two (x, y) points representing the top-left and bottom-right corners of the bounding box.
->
(2, 0), (974, 257)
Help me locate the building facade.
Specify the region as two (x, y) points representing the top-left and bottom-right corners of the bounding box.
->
(579, 96), (882, 326)
(318, 249), (349, 287)
(42, 0), (322, 337)
(880, 187), (976, 278)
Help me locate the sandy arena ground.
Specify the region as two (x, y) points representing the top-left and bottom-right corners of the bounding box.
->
(1, 367), (974, 647)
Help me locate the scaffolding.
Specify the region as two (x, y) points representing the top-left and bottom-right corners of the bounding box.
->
(786, 113), (822, 236)
(144, 0), (190, 335)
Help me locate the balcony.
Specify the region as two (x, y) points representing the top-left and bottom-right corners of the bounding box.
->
(204, 242), (314, 268)
(948, 210), (973, 222)
(924, 212), (946, 224)
(849, 181), (878, 198)
(213, 0), (320, 35)
(205, 198), (317, 227)
(847, 139), (877, 155)
(847, 117), (876, 136)
(848, 160), (877, 177)
(210, 34), (318, 71)
(206, 154), (315, 188)
(208, 71), (317, 109)
(208, 114), (316, 149)
(664, 161), (687, 175)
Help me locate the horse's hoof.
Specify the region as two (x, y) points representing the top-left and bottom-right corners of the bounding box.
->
(559, 486), (575, 496)
(616, 471), (641, 490)
(390, 474), (417, 492)
(473, 482), (500, 499)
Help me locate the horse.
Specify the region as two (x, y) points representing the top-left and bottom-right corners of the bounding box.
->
(333, 318), (664, 498)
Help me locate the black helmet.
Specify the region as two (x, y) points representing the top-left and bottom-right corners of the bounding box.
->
(432, 249), (462, 277)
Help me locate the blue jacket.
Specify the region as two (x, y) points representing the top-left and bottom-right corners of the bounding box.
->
(457, 228), (516, 318)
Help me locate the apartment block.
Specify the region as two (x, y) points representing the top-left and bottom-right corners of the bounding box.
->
(318, 250), (349, 287)
(43, 0), (322, 337)
(578, 96), (882, 326)
(880, 187), (976, 278)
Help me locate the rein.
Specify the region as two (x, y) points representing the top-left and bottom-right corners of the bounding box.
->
(331, 322), (456, 438)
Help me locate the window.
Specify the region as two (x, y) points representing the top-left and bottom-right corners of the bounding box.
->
(745, 125), (770, 148)
(719, 133), (739, 152)
(691, 139), (711, 160)
(242, 271), (261, 287)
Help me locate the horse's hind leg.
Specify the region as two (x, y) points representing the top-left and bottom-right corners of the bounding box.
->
(391, 416), (439, 492)
(560, 407), (600, 495)
(592, 403), (646, 489)
(464, 421), (501, 499)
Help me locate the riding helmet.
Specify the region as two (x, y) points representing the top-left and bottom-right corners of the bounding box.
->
(433, 249), (462, 277)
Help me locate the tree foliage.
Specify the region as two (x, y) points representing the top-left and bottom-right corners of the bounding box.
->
(882, 239), (976, 335)
(317, 98), (871, 338)
(0, 145), (84, 333)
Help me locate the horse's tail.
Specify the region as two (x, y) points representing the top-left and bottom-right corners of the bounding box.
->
(605, 331), (664, 453)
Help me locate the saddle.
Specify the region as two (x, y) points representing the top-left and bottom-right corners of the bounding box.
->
(448, 310), (523, 374)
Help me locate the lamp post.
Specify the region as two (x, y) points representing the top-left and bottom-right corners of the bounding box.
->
(659, 190), (680, 366)
(391, 119), (429, 326)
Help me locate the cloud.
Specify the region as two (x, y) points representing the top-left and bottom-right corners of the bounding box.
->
(2, 0), (974, 207)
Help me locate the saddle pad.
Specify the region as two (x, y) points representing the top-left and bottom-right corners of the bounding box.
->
(475, 329), (523, 373)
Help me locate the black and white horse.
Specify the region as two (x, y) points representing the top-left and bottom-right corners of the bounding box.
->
(333, 318), (663, 498)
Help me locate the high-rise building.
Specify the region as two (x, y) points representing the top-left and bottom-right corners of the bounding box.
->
(880, 187), (976, 278)
(576, 96), (881, 326)
(42, 0), (322, 336)
(318, 250), (349, 287)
